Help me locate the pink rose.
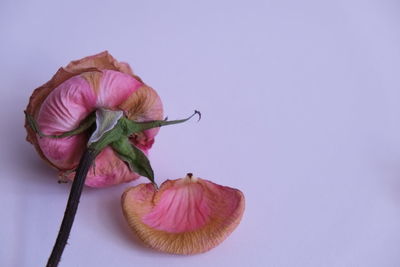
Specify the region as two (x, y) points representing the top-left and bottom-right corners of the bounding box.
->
(25, 51), (163, 187)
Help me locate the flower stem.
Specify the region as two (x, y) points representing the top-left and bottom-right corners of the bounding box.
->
(46, 148), (98, 267)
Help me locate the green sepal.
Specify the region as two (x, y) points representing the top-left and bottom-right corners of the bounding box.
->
(88, 109), (123, 144)
(88, 121), (124, 152)
(110, 136), (155, 185)
(25, 111), (96, 139)
(120, 110), (201, 136)
(26, 109), (200, 189)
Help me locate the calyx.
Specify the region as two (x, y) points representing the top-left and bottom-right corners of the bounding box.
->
(26, 109), (201, 187)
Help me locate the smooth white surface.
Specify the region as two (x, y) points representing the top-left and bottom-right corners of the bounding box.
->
(1, 0), (400, 266)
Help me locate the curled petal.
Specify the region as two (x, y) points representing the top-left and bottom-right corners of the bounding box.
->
(65, 51), (135, 76)
(62, 147), (140, 187)
(121, 175), (245, 254)
(25, 68), (81, 168)
(119, 85), (163, 150)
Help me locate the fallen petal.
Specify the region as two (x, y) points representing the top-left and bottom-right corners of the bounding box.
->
(121, 174), (245, 254)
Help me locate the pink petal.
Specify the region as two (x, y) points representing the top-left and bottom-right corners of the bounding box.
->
(37, 75), (96, 169)
(122, 174), (245, 254)
(119, 85), (163, 150)
(80, 147), (139, 188)
(96, 70), (142, 108)
(65, 51), (134, 75)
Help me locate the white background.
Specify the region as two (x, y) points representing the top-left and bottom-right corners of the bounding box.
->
(1, 0), (400, 266)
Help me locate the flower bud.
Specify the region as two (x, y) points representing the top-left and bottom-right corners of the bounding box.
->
(25, 51), (163, 187)
(121, 174), (245, 254)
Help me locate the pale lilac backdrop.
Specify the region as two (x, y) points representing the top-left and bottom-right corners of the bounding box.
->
(1, 0), (400, 266)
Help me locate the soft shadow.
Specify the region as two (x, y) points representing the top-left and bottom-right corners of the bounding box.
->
(16, 142), (61, 187)
(100, 185), (157, 254)
(5, 100), (59, 187)
(382, 163), (400, 197)
(368, 149), (400, 203)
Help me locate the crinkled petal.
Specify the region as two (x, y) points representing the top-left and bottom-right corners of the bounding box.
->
(25, 68), (82, 168)
(65, 51), (134, 75)
(119, 85), (163, 150)
(96, 70), (142, 108)
(37, 75), (96, 169)
(121, 175), (245, 254)
(62, 147), (140, 188)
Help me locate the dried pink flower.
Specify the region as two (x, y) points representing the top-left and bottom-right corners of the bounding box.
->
(25, 51), (163, 187)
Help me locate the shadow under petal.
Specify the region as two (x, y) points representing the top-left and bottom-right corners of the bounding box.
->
(99, 184), (157, 254)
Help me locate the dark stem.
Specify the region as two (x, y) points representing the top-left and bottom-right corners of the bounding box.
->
(46, 148), (97, 267)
